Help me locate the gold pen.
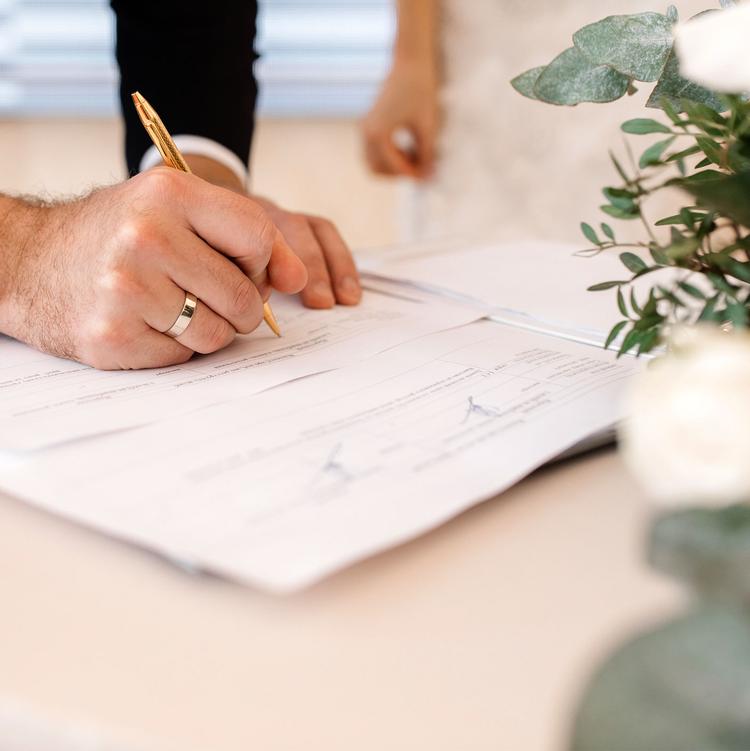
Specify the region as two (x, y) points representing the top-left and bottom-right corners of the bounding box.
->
(131, 91), (282, 338)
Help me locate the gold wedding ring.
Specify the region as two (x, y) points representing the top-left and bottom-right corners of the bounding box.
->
(164, 292), (198, 338)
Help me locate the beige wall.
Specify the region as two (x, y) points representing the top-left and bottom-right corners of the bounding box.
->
(0, 117), (400, 249)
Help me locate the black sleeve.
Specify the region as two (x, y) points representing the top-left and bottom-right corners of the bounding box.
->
(111, 0), (259, 175)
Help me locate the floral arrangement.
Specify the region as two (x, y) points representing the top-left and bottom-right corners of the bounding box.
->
(513, 2), (750, 357)
(512, 5), (750, 749)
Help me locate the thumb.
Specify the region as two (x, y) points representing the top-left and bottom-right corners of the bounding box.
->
(267, 227), (308, 295)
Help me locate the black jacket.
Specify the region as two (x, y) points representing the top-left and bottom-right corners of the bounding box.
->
(110, 0), (259, 175)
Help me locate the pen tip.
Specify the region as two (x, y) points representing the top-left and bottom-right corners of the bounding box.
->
(263, 303), (282, 338)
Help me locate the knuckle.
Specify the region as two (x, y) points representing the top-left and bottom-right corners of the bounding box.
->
(82, 318), (131, 361)
(97, 268), (144, 302)
(116, 216), (164, 254)
(310, 215), (333, 231)
(136, 166), (185, 198)
(235, 298), (264, 335)
(229, 277), (258, 319)
(288, 214), (309, 234)
(256, 216), (277, 256)
(198, 318), (234, 354)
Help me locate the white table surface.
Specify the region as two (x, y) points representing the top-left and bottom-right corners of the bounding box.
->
(0, 449), (681, 751)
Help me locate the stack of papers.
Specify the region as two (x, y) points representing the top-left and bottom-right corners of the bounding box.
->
(0, 241), (644, 591)
(0, 280), (483, 450)
(360, 239), (677, 347)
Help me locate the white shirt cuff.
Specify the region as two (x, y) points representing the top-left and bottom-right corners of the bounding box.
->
(138, 135), (249, 188)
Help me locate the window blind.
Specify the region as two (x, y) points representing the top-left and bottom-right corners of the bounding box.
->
(0, 0), (394, 116)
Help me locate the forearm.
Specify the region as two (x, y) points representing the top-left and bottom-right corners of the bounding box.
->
(0, 196), (43, 328)
(0, 194), (78, 355)
(393, 0), (439, 68)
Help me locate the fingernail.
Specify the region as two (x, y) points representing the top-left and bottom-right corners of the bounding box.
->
(339, 276), (361, 299)
(313, 281), (335, 305)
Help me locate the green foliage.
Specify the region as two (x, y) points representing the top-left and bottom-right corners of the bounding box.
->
(572, 12), (674, 82)
(511, 6), (723, 111)
(513, 4), (750, 356)
(675, 171), (750, 227)
(645, 48), (726, 111)
(509, 66), (545, 101)
(621, 118), (672, 134)
(533, 48), (630, 105)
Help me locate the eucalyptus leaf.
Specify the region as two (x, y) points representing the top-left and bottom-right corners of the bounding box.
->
(666, 145), (702, 162)
(646, 49), (726, 112)
(602, 187), (636, 211)
(581, 222), (600, 245)
(621, 118), (672, 135)
(639, 136), (676, 168)
(727, 300), (748, 328)
(617, 287), (628, 317)
(618, 328), (641, 356)
(666, 236), (701, 260)
(510, 66), (545, 101)
(638, 328), (661, 353)
(588, 280), (626, 291)
(696, 136), (724, 166)
(661, 97), (684, 126)
(601, 223), (615, 241)
(600, 204), (640, 220)
(655, 214), (686, 226)
(573, 12), (674, 83)
(682, 100), (727, 127)
(698, 293), (720, 321)
(678, 281), (706, 300)
(620, 252), (647, 273)
(706, 271), (738, 296)
(676, 171), (750, 228)
(649, 245), (670, 265)
(630, 287), (643, 315)
(604, 320), (628, 349)
(657, 286), (684, 307)
(534, 47), (629, 106)
(721, 257), (750, 284)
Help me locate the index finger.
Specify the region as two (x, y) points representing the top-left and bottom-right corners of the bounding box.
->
(174, 173), (307, 294)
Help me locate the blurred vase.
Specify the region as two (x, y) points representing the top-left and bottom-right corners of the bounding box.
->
(570, 505), (750, 751)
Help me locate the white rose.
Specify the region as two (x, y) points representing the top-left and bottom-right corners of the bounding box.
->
(673, 3), (750, 93)
(620, 325), (750, 506)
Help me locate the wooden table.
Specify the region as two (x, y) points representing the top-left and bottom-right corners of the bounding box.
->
(0, 449), (680, 751)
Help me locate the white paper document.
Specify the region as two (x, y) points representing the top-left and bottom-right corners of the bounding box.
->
(0, 321), (641, 592)
(0, 284), (484, 451)
(361, 240), (678, 345)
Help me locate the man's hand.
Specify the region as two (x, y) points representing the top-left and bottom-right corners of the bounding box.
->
(361, 58), (440, 180)
(0, 168), (308, 370)
(253, 198), (361, 309)
(184, 155), (362, 309)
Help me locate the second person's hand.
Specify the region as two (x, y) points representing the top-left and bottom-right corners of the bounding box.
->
(361, 57), (440, 180)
